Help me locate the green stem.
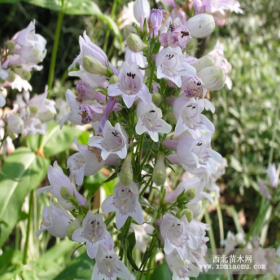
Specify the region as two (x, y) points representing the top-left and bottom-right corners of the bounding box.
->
(140, 176), (152, 196)
(148, 63), (155, 92)
(119, 217), (132, 260)
(203, 203), (217, 255)
(140, 141), (153, 170)
(47, 8), (64, 93)
(215, 194), (224, 242)
(23, 190), (34, 264)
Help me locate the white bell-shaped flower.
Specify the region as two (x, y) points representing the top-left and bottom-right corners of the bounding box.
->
(102, 181), (144, 229)
(72, 211), (114, 259)
(156, 46), (196, 87)
(88, 120), (128, 160)
(136, 100), (172, 142)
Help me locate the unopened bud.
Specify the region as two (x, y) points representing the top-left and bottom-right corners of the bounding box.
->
(176, 209), (193, 222)
(152, 93), (162, 106)
(152, 152), (166, 186)
(7, 114), (24, 135)
(109, 75), (119, 84)
(198, 66), (226, 90)
(6, 40), (15, 49)
(177, 188), (197, 203)
(13, 67), (31, 81)
(123, 25), (137, 39)
(186, 14), (215, 38)
(119, 153), (133, 186)
(29, 105), (38, 115)
(127, 33), (148, 52)
(193, 55), (215, 72)
(83, 56), (107, 75)
(166, 111), (177, 125)
(60, 187), (74, 202)
(133, 0), (151, 24)
(6, 71), (16, 83)
(67, 216), (82, 240)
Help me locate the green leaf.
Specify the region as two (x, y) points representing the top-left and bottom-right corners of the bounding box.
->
(150, 262), (172, 280)
(54, 252), (93, 280)
(0, 148), (49, 248)
(126, 232), (139, 271)
(22, 0), (121, 40)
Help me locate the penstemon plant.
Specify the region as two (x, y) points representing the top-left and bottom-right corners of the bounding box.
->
(31, 0), (242, 279)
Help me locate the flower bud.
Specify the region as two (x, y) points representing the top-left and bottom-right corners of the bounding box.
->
(13, 67), (31, 81)
(198, 66), (226, 90)
(6, 71), (16, 83)
(193, 55), (215, 72)
(176, 209), (193, 222)
(152, 93), (162, 106)
(83, 56), (107, 75)
(60, 186), (75, 202)
(29, 105), (38, 115)
(6, 40), (15, 49)
(133, 0), (151, 25)
(119, 153), (133, 186)
(109, 75), (119, 84)
(7, 114), (24, 135)
(67, 216), (82, 240)
(186, 14), (215, 38)
(123, 25), (137, 39)
(166, 111), (177, 125)
(177, 188), (197, 203)
(152, 152), (166, 186)
(127, 33), (148, 52)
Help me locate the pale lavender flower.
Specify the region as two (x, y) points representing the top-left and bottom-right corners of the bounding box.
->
(75, 80), (106, 103)
(101, 181), (144, 229)
(176, 133), (222, 179)
(37, 161), (86, 209)
(180, 76), (207, 99)
(266, 163), (279, 188)
(149, 8), (163, 37)
(258, 180), (272, 200)
(91, 246), (130, 280)
(156, 46), (196, 87)
(173, 96), (215, 138)
(108, 61), (151, 108)
(72, 211), (114, 259)
(135, 100), (172, 142)
(68, 31), (116, 87)
(88, 120), (128, 160)
(171, 7), (187, 25)
(159, 214), (189, 260)
(166, 250), (200, 279)
(160, 18), (192, 49)
(133, 0), (151, 30)
(124, 48), (147, 76)
(7, 20), (47, 71)
(36, 201), (72, 238)
(67, 137), (108, 186)
(164, 176), (214, 205)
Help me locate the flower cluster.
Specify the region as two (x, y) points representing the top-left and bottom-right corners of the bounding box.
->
(37, 0), (231, 279)
(0, 20), (47, 106)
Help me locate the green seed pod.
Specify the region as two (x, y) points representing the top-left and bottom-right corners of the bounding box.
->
(176, 209), (193, 222)
(13, 67), (31, 81)
(152, 93), (162, 106)
(6, 71), (16, 83)
(166, 111), (177, 125)
(193, 55), (215, 72)
(109, 75), (119, 84)
(123, 25), (137, 39)
(6, 40), (15, 49)
(177, 188), (197, 203)
(152, 152), (166, 186)
(119, 153), (133, 186)
(83, 56), (107, 75)
(67, 216), (82, 240)
(60, 187), (74, 202)
(127, 33), (148, 52)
